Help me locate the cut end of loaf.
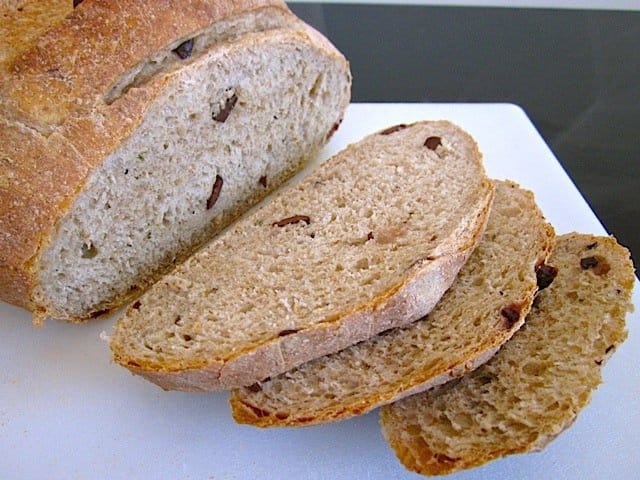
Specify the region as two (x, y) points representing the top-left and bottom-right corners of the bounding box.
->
(31, 25), (350, 322)
(381, 233), (635, 476)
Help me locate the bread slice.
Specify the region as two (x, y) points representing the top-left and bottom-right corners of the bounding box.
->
(230, 180), (554, 425)
(110, 121), (494, 391)
(0, 0), (350, 322)
(381, 233), (635, 476)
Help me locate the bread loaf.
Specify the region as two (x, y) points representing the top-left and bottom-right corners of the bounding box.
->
(110, 121), (494, 391)
(381, 233), (634, 476)
(0, 0), (351, 323)
(230, 180), (554, 426)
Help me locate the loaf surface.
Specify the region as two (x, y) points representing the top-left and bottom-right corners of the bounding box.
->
(0, 0), (351, 322)
(381, 233), (634, 476)
(230, 180), (554, 426)
(111, 121), (494, 391)
(0, 0), (72, 68)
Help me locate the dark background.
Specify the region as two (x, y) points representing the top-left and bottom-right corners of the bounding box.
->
(291, 3), (639, 267)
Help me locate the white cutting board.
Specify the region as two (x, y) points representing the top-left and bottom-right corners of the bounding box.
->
(1, 103), (638, 480)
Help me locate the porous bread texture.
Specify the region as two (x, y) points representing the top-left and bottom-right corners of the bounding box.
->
(33, 26), (349, 320)
(230, 180), (554, 426)
(0, 1), (351, 323)
(111, 120), (494, 391)
(381, 233), (635, 476)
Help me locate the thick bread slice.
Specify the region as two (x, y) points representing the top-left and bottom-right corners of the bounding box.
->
(110, 121), (494, 391)
(230, 180), (554, 425)
(0, 0), (350, 322)
(381, 233), (635, 476)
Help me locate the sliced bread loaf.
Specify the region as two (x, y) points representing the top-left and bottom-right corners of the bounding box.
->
(381, 233), (635, 476)
(230, 180), (554, 425)
(110, 121), (494, 391)
(0, 0), (350, 323)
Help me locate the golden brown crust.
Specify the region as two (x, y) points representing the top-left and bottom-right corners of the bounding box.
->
(0, 117), (89, 310)
(0, 0), (72, 69)
(0, 0), (348, 321)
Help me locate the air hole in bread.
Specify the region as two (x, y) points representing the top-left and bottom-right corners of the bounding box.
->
(547, 401), (561, 411)
(81, 242), (98, 259)
(522, 362), (543, 375)
(355, 258), (369, 270)
(360, 272), (381, 286)
(267, 264), (282, 274)
(566, 291), (578, 301)
(239, 303), (255, 314)
(406, 424), (422, 436)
